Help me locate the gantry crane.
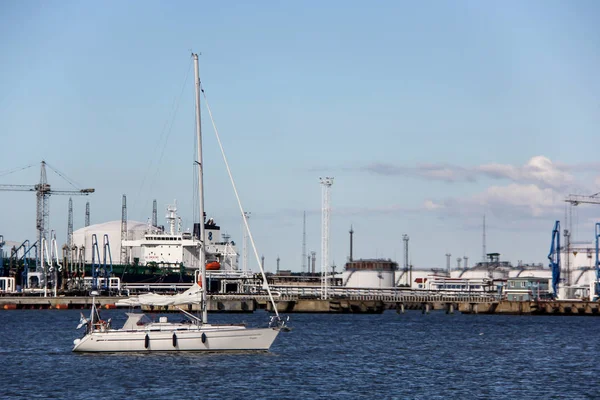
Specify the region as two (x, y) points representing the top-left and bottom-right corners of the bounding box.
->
(565, 193), (600, 297)
(0, 161), (94, 267)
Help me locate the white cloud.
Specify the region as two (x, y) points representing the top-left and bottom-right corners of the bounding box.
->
(365, 162), (475, 182)
(423, 199), (444, 210)
(474, 183), (561, 218)
(420, 183), (563, 222)
(364, 155), (590, 191)
(476, 156), (574, 190)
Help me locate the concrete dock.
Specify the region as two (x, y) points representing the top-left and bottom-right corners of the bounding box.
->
(2, 293), (600, 315)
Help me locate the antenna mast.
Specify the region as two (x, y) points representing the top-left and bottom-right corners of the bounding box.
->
(302, 211), (307, 274)
(121, 194), (128, 264)
(402, 234), (409, 272)
(482, 214), (486, 262)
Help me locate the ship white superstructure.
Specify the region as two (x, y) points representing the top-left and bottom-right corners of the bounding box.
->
(73, 203), (239, 272)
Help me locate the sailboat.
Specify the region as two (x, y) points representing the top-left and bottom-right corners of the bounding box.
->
(72, 53), (286, 352)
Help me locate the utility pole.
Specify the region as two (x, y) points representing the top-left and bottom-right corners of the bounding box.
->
(276, 255), (280, 274)
(349, 225), (354, 262)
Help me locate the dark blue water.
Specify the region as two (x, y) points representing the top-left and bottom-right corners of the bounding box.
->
(1, 309), (598, 399)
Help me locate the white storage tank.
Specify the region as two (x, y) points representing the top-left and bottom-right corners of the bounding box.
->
(342, 259), (397, 288)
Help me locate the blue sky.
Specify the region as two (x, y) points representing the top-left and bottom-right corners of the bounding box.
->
(1, 1), (600, 272)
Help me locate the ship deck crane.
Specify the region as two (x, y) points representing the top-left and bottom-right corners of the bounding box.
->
(0, 161), (94, 268)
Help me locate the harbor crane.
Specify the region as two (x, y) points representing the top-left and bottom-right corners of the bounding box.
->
(548, 221), (561, 298)
(565, 193), (600, 206)
(0, 161), (94, 267)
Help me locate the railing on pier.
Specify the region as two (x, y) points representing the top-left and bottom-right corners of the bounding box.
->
(119, 282), (498, 303)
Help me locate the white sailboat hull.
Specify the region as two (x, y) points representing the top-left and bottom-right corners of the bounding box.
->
(73, 325), (280, 352)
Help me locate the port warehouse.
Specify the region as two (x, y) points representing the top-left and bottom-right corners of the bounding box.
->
(1, 219), (600, 302)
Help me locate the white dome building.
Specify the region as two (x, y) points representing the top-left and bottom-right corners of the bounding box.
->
(72, 220), (149, 264)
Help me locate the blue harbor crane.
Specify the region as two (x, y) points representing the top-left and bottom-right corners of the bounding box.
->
(548, 221), (561, 298)
(9, 239), (37, 288)
(90, 234), (113, 291)
(595, 223), (600, 301)
(0, 235), (4, 276)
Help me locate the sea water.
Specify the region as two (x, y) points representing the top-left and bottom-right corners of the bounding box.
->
(1, 310), (598, 399)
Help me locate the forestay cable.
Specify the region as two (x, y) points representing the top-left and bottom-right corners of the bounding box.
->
(201, 87), (281, 321)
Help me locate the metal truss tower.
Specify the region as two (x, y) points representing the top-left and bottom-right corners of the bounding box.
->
(85, 202), (90, 227)
(152, 199), (158, 227)
(67, 198), (73, 249)
(320, 177), (334, 300)
(402, 234), (409, 271)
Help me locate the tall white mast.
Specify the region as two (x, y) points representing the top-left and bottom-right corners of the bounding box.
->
(192, 53), (207, 324)
(320, 177), (333, 300)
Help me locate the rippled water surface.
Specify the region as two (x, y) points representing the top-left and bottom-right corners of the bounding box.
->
(1, 309), (599, 399)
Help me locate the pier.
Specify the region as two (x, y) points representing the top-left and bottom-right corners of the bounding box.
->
(2, 289), (599, 315)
